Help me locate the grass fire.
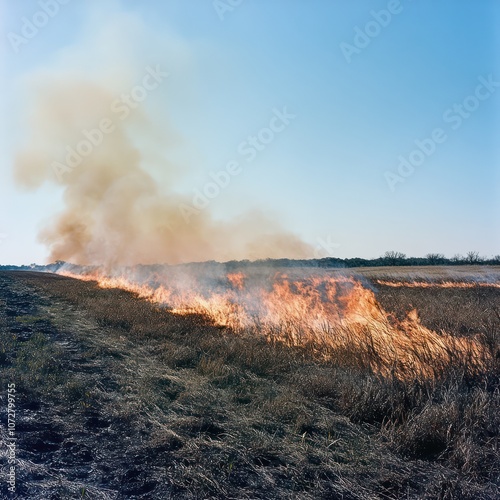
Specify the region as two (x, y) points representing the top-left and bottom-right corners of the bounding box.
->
(2, 1), (499, 499)
(1, 265), (499, 498)
(59, 267), (491, 380)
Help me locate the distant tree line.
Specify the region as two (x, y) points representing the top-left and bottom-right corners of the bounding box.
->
(1, 251), (499, 272)
(225, 251), (500, 269)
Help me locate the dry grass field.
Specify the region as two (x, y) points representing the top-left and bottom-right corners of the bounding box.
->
(354, 265), (500, 281)
(0, 268), (499, 499)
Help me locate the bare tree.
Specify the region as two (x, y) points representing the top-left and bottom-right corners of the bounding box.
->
(465, 251), (482, 264)
(383, 251), (407, 265)
(425, 253), (445, 265)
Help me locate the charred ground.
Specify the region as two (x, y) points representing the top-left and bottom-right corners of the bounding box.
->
(0, 270), (499, 499)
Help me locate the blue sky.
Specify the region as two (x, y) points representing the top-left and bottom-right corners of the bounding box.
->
(0, 0), (499, 265)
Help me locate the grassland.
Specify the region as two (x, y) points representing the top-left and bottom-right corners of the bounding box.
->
(0, 269), (498, 499)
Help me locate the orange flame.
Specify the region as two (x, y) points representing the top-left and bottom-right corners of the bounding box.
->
(227, 272), (246, 290)
(376, 280), (500, 289)
(59, 270), (488, 379)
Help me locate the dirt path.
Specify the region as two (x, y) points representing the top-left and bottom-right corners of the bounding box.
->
(0, 272), (181, 498)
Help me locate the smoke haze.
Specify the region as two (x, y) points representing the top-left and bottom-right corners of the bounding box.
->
(13, 7), (311, 267)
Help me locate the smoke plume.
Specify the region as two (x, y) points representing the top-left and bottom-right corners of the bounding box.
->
(13, 7), (311, 267)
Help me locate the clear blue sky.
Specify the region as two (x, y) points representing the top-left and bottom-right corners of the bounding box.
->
(1, 0), (499, 265)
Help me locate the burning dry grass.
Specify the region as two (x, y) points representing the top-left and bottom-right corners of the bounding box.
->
(59, 269), (491, 380)
(376, 280), (500, 289)
(2, 270), (499, 499)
